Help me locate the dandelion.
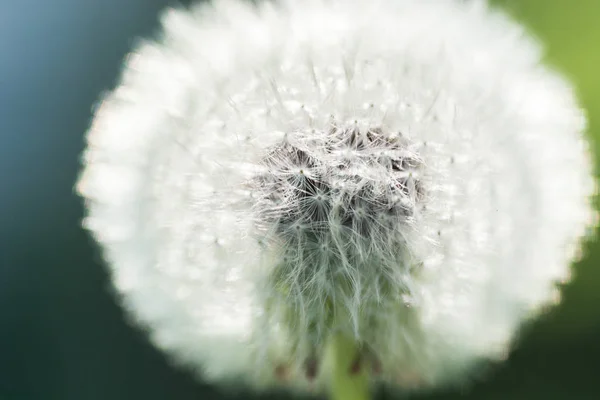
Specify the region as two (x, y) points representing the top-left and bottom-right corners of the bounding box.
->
(76, 0), (597, 399)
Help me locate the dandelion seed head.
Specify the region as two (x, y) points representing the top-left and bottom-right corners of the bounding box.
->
(77, 0), (597, 394)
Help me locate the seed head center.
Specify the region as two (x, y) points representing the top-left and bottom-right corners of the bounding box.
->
(252, 123), (425, 249)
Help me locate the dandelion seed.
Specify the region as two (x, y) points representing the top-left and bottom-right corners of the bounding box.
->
(77, 0), (596, 397)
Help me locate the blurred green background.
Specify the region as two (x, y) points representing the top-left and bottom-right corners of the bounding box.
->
(0, 0), (598, 399)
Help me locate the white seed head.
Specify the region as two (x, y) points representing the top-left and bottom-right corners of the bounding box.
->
(77, 0), (597, 394)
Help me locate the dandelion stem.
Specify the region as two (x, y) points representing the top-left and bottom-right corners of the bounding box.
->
(327, 332), (370, 400)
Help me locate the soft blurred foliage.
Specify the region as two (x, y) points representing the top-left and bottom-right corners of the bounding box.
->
(0, 0), (598, 399)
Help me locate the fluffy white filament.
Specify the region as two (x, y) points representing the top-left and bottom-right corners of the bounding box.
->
(77, 0), (596, 394)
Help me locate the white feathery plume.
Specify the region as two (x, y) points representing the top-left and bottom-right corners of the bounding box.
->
(77, 0), (597, 395)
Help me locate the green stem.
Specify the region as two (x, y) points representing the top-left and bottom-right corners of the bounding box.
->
(327, 333), (371, 400)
